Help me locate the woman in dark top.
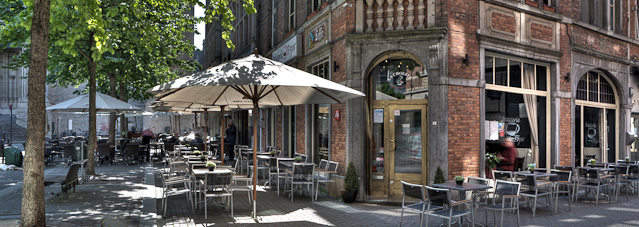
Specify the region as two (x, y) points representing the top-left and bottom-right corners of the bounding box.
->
(496, 137), (517, 171)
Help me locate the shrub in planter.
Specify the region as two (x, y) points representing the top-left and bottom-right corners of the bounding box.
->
(434, 166), (446, 184)
(200, 155), (207, 161)
(294, 156), (302, 163)
(342, 161), (359, 203)
(454, 176), (464, 186)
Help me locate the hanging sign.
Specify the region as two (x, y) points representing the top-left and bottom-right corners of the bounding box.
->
(334, 109), (340, 121)
(308, 24), (325, 49)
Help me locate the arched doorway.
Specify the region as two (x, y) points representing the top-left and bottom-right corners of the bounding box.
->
(574, 70), (619, 166)
(367, 52), (428, 198)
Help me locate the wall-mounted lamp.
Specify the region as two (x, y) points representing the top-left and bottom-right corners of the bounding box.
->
(333, 61), (339, 72)
(462, 54), (469, 66)
(563, 73), (571, 82)
(630, 87), (635, 97)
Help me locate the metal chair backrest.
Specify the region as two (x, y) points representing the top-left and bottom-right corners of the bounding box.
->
(516, 174), (541, 190)
(276, 150), (282, 156)
(611, 165), (629, 176)
(492, 170), (514, 182)
(165, 143), (175, 152)
(627, 164), (639, 178)
(587, 163), (607, 168)
(63, 145), (75, 158)
(577, 167), (602, 184)
(550, 169), (572, 182)
(553, 165), (573, 172)
(126, 144), (141, 156)
(400, 181), (425, 202)
(300, 155), (308, 163)
(424, 186), (451, 207)
(292, 163), (314, 179)
(294, 153), (300, 158)
(494, 180), (521, 197)
(467, 176), (490, 186)
(318, 159), (328, 170)
(204, 172), (232, 192)
(327, 161), (339, 172)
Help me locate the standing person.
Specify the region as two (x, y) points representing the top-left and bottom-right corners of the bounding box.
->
(225, 118), (237, 161)
(141, 129), (154, 161)
(496, 137), (516, 171)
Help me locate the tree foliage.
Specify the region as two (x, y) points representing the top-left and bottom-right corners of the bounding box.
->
(434, 165), (446, 184)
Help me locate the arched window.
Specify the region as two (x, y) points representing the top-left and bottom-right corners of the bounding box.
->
(576, 72), (615, 104)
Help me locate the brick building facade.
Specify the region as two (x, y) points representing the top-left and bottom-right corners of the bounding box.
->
(204, 0), (639, 200)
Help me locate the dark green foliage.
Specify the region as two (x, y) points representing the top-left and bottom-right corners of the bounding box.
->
(344, 161), (359, 192)
(434, 165), (446, 184)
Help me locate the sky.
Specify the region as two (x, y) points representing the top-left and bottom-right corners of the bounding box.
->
(194, 3), (205, 50)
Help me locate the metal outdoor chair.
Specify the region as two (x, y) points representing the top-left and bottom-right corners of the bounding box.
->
(201, 172), (232, 219)
(315, 161), (338, 200)
(424, 186), (473, 227)
(158, 169), (193, 216)
(277, 159), (293, 195)
(483, 180), (521, 227)
(285, 163), (315, 202)
(467, 176), (492, 207)
(126, 143), (143, 165)
(549, 169), (572, 213)
(399, 181), (440, 227)
(574, 167), (610, 205)
(516, 173), (552, 217)
(610, 165), (630, 202)
(493, 170), (514, 182)
(627, 165), (639, 198)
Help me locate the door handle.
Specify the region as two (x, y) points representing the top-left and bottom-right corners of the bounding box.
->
(390, 140), (396, 151)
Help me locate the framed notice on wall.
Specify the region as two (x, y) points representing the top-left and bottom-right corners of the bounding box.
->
(373, 109), (383, 123)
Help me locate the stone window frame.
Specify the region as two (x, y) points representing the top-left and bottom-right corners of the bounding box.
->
(580, 0), (622, 34)
(484, 52), (552, 169)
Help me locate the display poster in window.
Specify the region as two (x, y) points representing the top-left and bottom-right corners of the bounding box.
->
(373, 109), (384, 123)
(394, 109), (400, 116)
(485, 120), (499, 141)
(402, 124), (410, 135)
(486, 111), (531, 147)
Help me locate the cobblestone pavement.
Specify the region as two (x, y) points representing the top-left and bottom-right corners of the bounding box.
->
(0, 161), (153, 227)
(3, 159), (639, 226)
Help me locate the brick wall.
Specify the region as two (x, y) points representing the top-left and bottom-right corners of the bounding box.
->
(447, 86), (480, 179)
(571, 26), (628, 58)
(491, 12), (516, 34)
(559, 98), (572, 166)
(331, 103), (347, 175)
(531, 23), (553, 42)
(296, 105), (306, 154)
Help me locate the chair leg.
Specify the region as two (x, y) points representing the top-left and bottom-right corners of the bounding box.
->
(595, 187), (599, 205)
(399, 208), (404, 227)
(231, 193), (234, 218)
(516, 202), (520, 227)
(532, 196), (537, 217)
(500, 209), (505, 227)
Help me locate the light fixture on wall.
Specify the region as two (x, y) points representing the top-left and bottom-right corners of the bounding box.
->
(563, 73), (571, 82)
(630, 87), (635, 97)
(333, 61), (339, 72)
(462, 54), (469, 66)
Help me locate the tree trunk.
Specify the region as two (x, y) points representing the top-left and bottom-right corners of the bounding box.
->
(21, 0), (50, 225)
(86, 33), (97, 176)
(108, 72), (117, 144)
(119, 81), (127, 138)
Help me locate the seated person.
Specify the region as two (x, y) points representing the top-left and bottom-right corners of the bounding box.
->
(190, 133), (204, 145)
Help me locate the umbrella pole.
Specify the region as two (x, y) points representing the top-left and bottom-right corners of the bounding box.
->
(252, 103), (258, 220)
(203, 108), (208, 154)
(220, 106), (225, 165)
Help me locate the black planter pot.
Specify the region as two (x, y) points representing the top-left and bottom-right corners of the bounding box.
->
(455, 181), (463, 186)
(208, 167), (215, 171)
(342, 190), (358, 203)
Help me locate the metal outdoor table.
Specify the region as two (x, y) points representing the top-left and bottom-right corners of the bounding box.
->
(432, 182), (492, 226)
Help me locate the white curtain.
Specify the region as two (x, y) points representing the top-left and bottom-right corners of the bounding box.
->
(523, 64), (538, 157)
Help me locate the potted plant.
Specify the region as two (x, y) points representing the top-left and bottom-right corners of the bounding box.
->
(525, 0), (539, 7)
(434, 166), (446, 184)
(193, 150), (201, 156)
(454, 176), (464, 186)
(206, 161), (216, 171)
(342, 161), (359, 203)
(270, 150), (276, 157)
(294, 156), (302, 163)
(626, 157), (631, 162)
(590, 159), (596, 166)
(528, 163), (536, 173)
(485, 153), (501, 179)
(200, 155), (207, 162)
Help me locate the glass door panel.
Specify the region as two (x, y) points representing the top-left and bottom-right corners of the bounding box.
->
(393, 109), (422, 173)
(583, 106), (602, 164)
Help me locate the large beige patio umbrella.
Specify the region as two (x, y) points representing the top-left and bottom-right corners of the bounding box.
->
(148, 51), (365, 219)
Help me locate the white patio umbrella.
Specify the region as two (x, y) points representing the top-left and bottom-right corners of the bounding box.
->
(148, 52), (365, 219)
(47, 93), (142, 113)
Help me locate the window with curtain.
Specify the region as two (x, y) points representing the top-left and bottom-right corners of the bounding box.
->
(485, 54), (549, 168)
(311, 61), (330, 163)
